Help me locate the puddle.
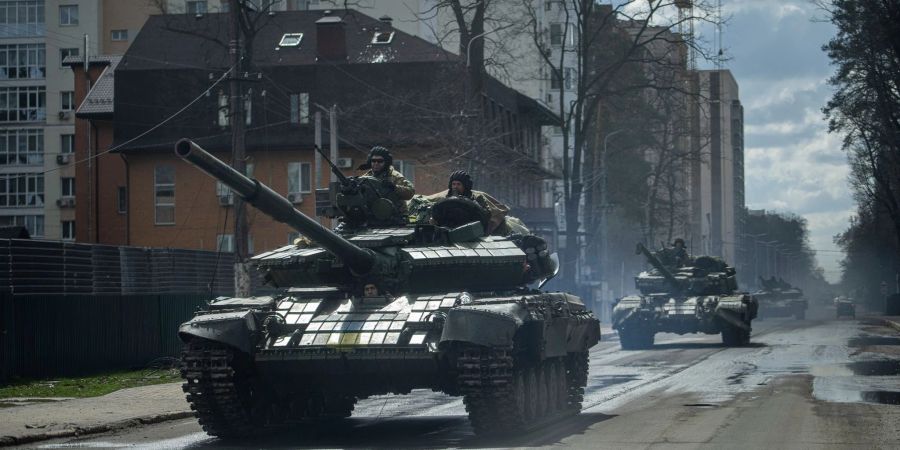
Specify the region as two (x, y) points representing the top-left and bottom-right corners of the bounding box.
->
(683, 403), (718, 408)
(861, 391), (900, 405)
(846, 360), (900, 376)
(848, 336), (900, 347)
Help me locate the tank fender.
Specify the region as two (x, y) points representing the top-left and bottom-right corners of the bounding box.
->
(612, 295), (642, 329)
(178, 310), (258, 354)
(439, 303), (529, 348)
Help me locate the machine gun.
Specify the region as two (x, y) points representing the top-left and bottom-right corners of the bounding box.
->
(636, 243), (683, 294)
(311, 145), (398, 226)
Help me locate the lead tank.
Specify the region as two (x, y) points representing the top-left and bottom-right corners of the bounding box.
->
(753, 277), (808, 320)
(612, 243), (758, 349)
(175, 140), (601, 437)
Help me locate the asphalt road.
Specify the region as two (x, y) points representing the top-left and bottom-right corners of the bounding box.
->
(31, 313), (900, 449)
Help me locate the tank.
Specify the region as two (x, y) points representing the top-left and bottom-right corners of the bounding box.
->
(612, 243), (758, 349)
(834, 296), (856, 318)
(174, 140), (601, 437)
(753, 277), (808, 320)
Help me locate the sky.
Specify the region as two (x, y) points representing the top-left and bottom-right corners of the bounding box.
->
(711, 0), (849, 282)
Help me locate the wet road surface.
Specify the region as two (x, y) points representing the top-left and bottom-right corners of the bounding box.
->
(29, 315), (900, 449)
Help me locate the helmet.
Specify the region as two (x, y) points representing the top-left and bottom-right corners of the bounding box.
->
(673, 238), (685, 247)
(447, 170), (473, 197)
(368, 146), (392, 167)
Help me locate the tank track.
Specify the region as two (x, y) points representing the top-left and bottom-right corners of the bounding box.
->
(180, 340), (264, 438)
(458, 347), (589, 435)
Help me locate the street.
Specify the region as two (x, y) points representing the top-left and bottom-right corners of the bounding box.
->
(27, 311), (900, 449)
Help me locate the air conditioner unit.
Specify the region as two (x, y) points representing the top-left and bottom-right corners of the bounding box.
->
(56, 154), (71, 165)
(56, 197), (75, 208)
(287, 193), (303, 204)
(336, 157), (353, 169)
(58, 111), (71, 120)
(218, 194), (234, 206)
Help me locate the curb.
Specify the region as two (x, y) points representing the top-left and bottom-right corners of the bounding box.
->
(0, 411), (194, 447)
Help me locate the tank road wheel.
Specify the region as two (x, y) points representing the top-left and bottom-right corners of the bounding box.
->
(459, 348), (578, 435)
(619, 327), (655, 350)
(180, 340), (278, 438)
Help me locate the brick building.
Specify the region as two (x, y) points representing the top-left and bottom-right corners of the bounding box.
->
(69, 9), (556, 254)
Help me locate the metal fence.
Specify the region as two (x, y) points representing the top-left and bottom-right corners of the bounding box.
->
(0, 239), (275, 381)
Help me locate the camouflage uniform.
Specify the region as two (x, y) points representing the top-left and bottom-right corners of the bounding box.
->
(425, 189), (512, 235)
(363, 166), (415, 215)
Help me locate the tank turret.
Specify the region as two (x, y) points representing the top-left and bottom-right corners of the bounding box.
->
(174, 139), (600, 438)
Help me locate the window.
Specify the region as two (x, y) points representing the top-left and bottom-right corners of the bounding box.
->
(59, 5), (78, 26)
(110, 29), (128, 41)
(395, 160), (415, 184)
(0, 86), (45, 122)
(186, 1), (207, 14)
(0, 214), (44, 237)
(59, 47), (78, 67)
(216, 234), (234, 252)
(0, 43), (45, 79)
(287, 162), (311, 194)
(550, 23), (562, 46)
(289, 93), (309, 124)
(371, 31), (394, 44)
(0, 1), (46, 38)
(0, 173), (44, 207)
(117, 186), (127, 214)
(278, 33), (303, 47)
(0, 128), (43, 165)
(60, 91), (74, 110)
(60, 134), (74, 154)
(154, 165), (175, 225)
(564, 67), (575, 90)
(61, 177), (74, 196)
(550, 68), (561, 89)
(61, 220), (74, 240)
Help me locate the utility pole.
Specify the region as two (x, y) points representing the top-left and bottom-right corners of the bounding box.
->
(314, 111), (323, 189)
(229, 0), (250, 297)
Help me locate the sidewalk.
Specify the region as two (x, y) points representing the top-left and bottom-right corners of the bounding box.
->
(0, 382), (191, 447)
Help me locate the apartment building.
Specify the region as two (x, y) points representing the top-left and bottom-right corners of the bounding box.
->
(0, 0), (154, 241)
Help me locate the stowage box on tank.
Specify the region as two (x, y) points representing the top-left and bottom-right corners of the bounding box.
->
(612, 243), (758, 349)
(174, 140), (601, 437)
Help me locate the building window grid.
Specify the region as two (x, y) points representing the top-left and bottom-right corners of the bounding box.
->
(186, 1), (207, 14)
(60, 134), (74, 154)
(154, 165), (175, 225)
(61, 220), (74, 240)
(110, 29), (128, 41)
(60, 90), (74, 110)
(0, 214), (43, 237)
(0, 172), (44, 207)
(59, 47), (78, 67)
(117, 186), (127, 214)
(59, 5), (78, 26)
(0, 43), (45, 80)
(0, 128), (42, 165)
(61, 177), (74, 197)
(287, 162), (311, 194)
(0, 1), (45, 38)
(0, 86), (45, 122)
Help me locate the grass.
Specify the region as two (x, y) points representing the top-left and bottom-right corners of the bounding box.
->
(0, 365), (182, 399)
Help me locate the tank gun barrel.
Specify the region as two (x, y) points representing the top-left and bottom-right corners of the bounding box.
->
(175, 139), (375, 274)
(636, 243), (681, 293)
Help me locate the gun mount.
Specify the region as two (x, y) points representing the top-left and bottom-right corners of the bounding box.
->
(636, 243), (681, 293)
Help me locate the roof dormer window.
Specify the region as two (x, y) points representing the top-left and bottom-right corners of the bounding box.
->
(279, 33), (304, 47)
(371, 31), (394, 45)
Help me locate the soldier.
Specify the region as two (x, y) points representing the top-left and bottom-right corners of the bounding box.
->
(359, 146), (415, 215)
(672, 238), (690, 267)
(442, 170), (512, 235)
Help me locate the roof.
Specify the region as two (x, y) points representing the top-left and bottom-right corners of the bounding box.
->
(62, 55), (120, 67)
(76, 56), (122, 118)
(120, 9), (458, 71)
